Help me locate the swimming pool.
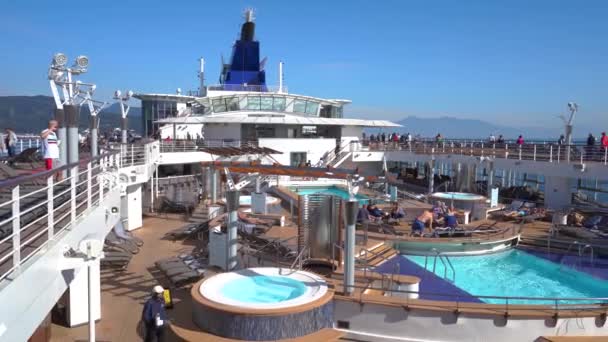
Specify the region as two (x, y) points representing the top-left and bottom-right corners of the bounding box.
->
(403, 250), (608, 304)
(291, 186), (369, 203)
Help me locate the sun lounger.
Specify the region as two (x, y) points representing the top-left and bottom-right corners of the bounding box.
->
(105, 231), (140, 254)
(113, 220), (144, 246)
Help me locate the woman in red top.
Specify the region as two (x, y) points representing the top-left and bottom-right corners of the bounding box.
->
(516, 135), (524, 145)
(601, 132), (608, 148)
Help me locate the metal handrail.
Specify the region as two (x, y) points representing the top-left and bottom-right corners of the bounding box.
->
(347, 282), (608, 313)
(280, 245), (309, 275)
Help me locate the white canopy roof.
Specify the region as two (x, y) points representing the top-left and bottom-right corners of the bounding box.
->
(155, 112), (401, 127)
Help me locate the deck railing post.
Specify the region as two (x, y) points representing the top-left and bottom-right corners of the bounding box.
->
(604, 147), (607, 165)
(518, 146), (522, 160)
(549, 145), (553, 162)
(505, 144), (509, 159)
(47, 176), (54, 241)
(70, 167), (77, 226)
(533, 145), (536, 161)
(12, 185), (21, 268)
(131, 144), (134, 166)
(557, 146), (561, 163)
(86, 161), (92, 209)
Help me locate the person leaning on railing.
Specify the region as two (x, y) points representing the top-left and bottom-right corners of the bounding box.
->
(40, 120), (61, 179)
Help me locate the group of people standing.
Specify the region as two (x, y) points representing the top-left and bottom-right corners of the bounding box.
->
(0, 128), (18, 157)
(367, 132), (413, 145)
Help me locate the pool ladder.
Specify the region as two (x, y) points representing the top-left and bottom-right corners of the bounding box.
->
(559, 241), (594, 270)
(423, 249), (456, 283)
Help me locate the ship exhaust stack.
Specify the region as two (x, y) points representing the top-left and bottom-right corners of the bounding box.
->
(240, 9), (255, 41)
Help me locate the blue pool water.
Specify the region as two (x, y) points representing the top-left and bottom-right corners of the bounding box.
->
(404, 250), (608, 304)
(221, 275), (307, 303)
(292, 186), (369, 203)
(431, 192), (485, 201)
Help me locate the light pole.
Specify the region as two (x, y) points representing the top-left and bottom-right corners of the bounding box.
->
(113, 90), (133, 144)
(48, 54), (94, 170)
(560, 102), (578, 162)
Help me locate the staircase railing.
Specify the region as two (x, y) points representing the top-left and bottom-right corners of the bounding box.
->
(280, 245), (309, 275)
(423, 249), (456, 283)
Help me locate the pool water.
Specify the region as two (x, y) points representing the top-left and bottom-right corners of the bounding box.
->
(221, 275), (307, 303)
(292, 186), (369, 203)
(404, 250), (608, 304)
(431, 192), (485, 201)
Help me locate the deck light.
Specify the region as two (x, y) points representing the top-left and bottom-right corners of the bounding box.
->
(53, 53), (68, 66)
(76, 55), (89, 68)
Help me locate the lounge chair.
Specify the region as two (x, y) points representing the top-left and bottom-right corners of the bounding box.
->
(113, 220), (144, 246)
(105, 231), (140, 254)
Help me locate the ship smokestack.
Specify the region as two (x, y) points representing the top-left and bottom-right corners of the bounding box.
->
(240, 9), (255, 41)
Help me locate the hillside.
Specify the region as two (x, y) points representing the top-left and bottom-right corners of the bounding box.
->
(0, 95), (142, 134)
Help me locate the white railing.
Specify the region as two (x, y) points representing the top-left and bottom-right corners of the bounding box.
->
(361, 140), (608, 165)
(206, 84), (288, 93)
(0, 152), (121, 283)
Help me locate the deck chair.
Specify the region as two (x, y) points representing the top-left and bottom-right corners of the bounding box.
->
(113, 220), (144, 246)
(105, 231), (140, 254)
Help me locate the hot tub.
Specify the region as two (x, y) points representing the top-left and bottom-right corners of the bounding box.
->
(430, 192), (487, 220)
(220, 195), (280, 207)
(192, 267), (334, 340)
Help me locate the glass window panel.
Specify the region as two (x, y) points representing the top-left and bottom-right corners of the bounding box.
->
(260, 97), (273, 110)
(293, 99), (307, 113)
(305, 101), (319, 115)
(226, 96), (239, 111)
(273, 97), (286, 111)
(212, 98), (226, 112)
(247, 96), (261, 110)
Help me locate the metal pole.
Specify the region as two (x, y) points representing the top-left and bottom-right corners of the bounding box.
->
(344, 200), (358, 295)
(65, 104), (80, 174)
(55, 108), (67, 178)
(88, 261), (95, 342)
(211, 168), (217, 203)
(90, 115), (98, 157)
(121, 117), (128, 144)
(226, 190), (240, 270)
(428, 160), (435, 194)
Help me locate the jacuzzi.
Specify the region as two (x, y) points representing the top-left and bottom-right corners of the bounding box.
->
(220, 195), (280, 207)
(199, 267), (328, 309)
(430, 192), (487, 220)
(192, 267), (334, 340)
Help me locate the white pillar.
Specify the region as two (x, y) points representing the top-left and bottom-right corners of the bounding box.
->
(544, 176), (573, 210)
(67, 261), (101, 327)
(344, 200), (358, 294)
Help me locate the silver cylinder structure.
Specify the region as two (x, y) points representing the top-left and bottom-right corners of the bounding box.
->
(211, 168), (218, 203)
(225, 190), (240, 270)
(55, 108), (67, 177)
(90, 115), (98, 157)
(344, 200), (358, 295)
(121, 117), (128, 144)
(64, 105), (80, 172)
(428, 160), (435, 195)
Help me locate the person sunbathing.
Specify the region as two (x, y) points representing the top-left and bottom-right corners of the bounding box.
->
(368, 205), (385, 218)
(390, 202), (405, 219)
(237, 211), (273, 228)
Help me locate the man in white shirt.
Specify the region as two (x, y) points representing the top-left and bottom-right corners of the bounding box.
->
(40, 120), (60, 171)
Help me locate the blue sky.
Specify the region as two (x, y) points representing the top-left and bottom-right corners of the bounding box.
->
(1, 0), (607, 129)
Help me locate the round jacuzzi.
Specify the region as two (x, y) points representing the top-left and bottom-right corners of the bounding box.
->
(430, 191), (487, 214)
(199, 267), (328, 309)
(192, 267), (334, 340)
(220, 195), (280, 207)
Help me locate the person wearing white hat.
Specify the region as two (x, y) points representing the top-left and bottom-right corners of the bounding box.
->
(142, 285), (168, 342)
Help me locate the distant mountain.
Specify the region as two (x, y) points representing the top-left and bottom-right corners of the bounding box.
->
(389, 116), (556, 140)
(0, 95), (142, 134)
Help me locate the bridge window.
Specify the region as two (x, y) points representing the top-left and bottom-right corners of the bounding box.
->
(305, 102), (319, 116)
(226, 96), (239, 111)
(247, 96), (261, 110)
(261, 96), (273, 110)
(293, 99), (307, 113)
(273, 97), (286, 111)
(212, 98), (226, 112)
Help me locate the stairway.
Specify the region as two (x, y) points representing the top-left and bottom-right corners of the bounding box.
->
(328, 151), (351, 168)
(356, 243), (398, 267)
